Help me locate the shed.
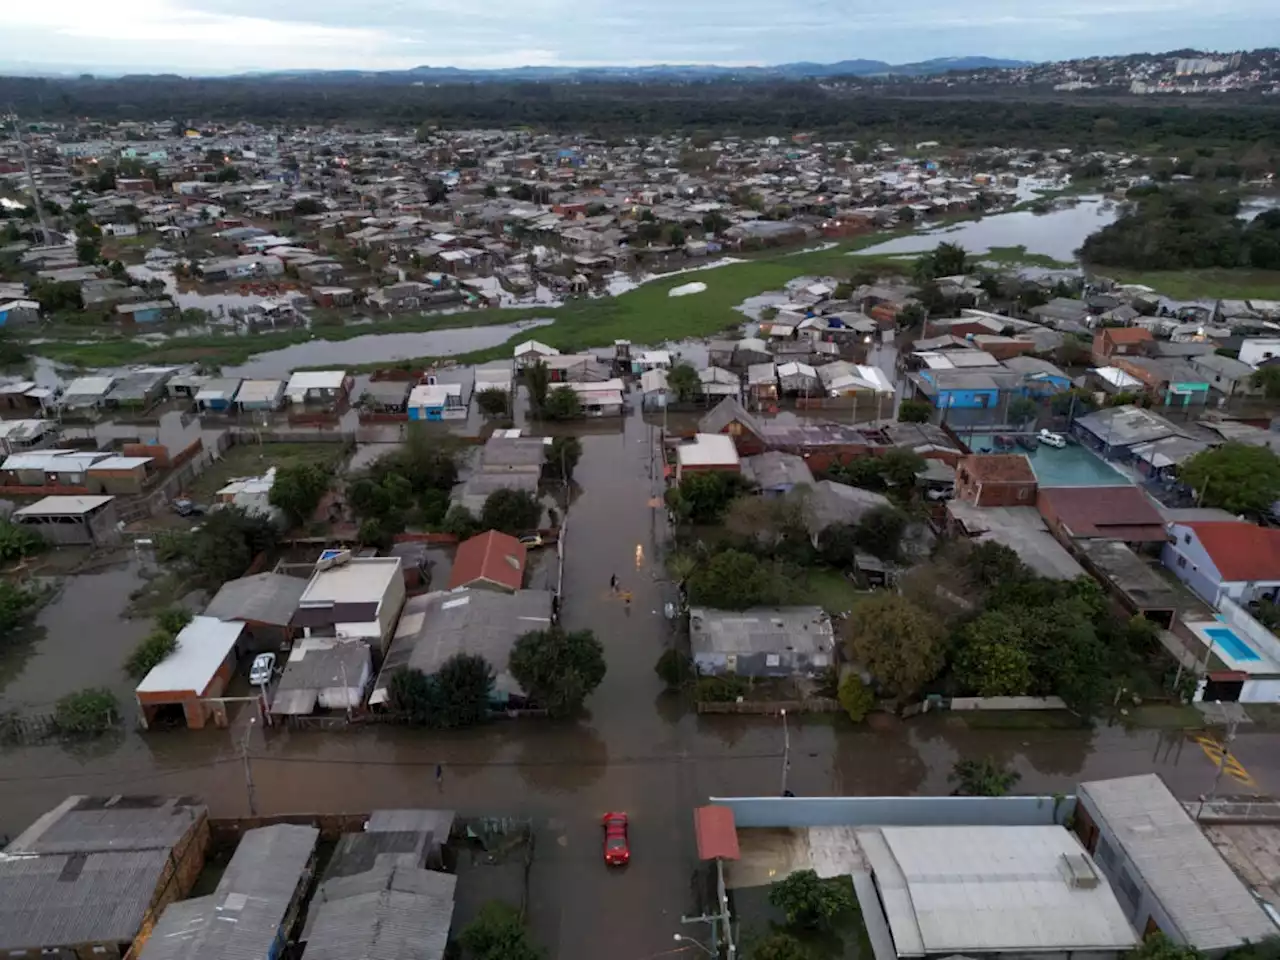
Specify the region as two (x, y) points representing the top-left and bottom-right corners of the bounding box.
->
(284, 370), (348, 406)
(13, 495), (120, 546)
(234, 379), (285, 411)
(135, 616), (244, 730)
(86, 455), (156, 495)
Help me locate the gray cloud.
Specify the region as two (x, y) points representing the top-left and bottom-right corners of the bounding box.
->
(2, 0), (1277, 73)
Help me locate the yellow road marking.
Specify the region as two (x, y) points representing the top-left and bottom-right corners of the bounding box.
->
(1192, 735), (1257, 786)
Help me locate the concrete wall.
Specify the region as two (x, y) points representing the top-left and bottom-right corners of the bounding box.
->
(1163, 524), (1225, 605)
(707, 794), (1076, 828)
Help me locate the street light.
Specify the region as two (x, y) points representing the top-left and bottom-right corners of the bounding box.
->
(673, 933), (715, 957)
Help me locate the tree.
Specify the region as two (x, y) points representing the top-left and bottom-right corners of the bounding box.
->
(0, 518), (45, 563)
(460, 901), (545, 960)
(510, 627), (606, 717)
(1180, 442), (1280, 516)
(54, 688), (120, 735)
(687, 549), (797, 609)
(666, 471), (748, 524)
(75, 236), (99, 265)
(476, 387), (510, 417)
(1252, 366), (1280, 400)
(1007, 396), (1039, 427)
(292, 197), (321, 215)
(845, 595), (945, 699)
(483, 183), (499, 198)
(853, 505), (908, 561)
(954, 610), (1034, 696)
(915, 241), (970, 281)
(1127, 936), (1202, 960)
(949, 757), (1021, 796)
(1050, 387), (1097, 417)
(526, 360), (551, 413)
(897, 399), (931, 423)
(435, 653), (495, 728)
(215, 165), (241, 182)
(269, 462), (330, 526)
(667, 362), (701, 403)
(838, 674), (876, 722)
(545, 436), (582, 483)
(124, 629), (178, 680)
(816, 522), (860, 568)
(655, 648), (692, 688)
(543, 385), (582, 420)
(388, 668), (442, 724)
(668, 224), (686, 246)
(154, 506), (278, 588)
(480, 488), (541, 535)
(768, 869), (854, 929)
(442, 504), (479, 539)
(878, 448), (927, 490)
(751, 933), (808, 960)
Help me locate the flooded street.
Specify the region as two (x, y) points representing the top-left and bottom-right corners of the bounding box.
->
(1, 391), (1278, 958)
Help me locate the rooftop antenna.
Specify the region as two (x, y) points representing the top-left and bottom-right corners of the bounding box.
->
(4, 107), (50, 245)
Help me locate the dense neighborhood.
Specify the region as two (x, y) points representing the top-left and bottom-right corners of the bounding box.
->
(3, 116), (1280, 960)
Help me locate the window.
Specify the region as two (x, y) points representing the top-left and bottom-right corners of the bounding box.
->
(1096, 836), (1117, 870)
(1184, 533), (1191, 544)
(1177, 556), (1187, 569)
(1115, 869), (1142, 915)
(766, 654), (780, 667)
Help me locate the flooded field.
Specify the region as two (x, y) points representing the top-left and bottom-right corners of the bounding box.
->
(857, 197), (1118, 262)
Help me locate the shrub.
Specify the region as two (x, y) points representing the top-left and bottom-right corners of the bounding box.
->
(655, 648), (692, 688)
(838, 674), (876, 722)
(696, 674), (750, 702)
(54, 688), (120, 735)
(125, 628), (178, 680)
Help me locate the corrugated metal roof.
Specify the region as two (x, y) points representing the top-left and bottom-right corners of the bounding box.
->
(693, 806), (739, 861)
(1080, 774), (1278, 951)
(304, 864), (455, 960)
(139, 824), (318, 960)
(203, 573), (308, 627)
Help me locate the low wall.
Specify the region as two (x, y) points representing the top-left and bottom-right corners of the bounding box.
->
(696, 698), (840, 715)
(708, 794), (1076, 829)
(949, 696), (1068, 711)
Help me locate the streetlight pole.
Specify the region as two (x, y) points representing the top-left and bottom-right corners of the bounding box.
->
(673, 934), (715, 958)
(779, 708), (791, 797)
(240, 717), (258, 816)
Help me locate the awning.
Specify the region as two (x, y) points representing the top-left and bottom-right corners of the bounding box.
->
(693, 805), (740, 861)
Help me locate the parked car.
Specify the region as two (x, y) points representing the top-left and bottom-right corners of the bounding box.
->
(249, 652), (276, 686)
(602, 812), (630, 866)
(1037, 428), (1067, 448)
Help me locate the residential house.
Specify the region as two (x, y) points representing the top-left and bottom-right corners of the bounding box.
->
(954, 454), (1038, 507)
(408, 382), (467, 421)
(1092, 327), (1155, 365)
(1237, 338), (1280, 367)
(87, 455), (157, 494)
(1075, 775), (1277, 953)
(699, 366), (742, 399)
(448, 530), (528, 592)
(1031, 297), (1091, 329)
(369, 589), (554, 709)
(115, 300), (178, 324)
(135, 617), (245, 730)
(0, 299), (40, 325)
(689, 606), (834, 678)
(1073, 405), (1183, 461)
(310, 285), (355, 308)
(474, 362), (515, 398)
(234, 379), (285, 412)
(0, 449), (108, 488)
(776, 361), (821, 397)
(139, 825), (318, 960)
(675, 433), (741, 482)
(910, 369), (1007, 412)
(742, 451), (814, 496)
(284, 370), (350, 409)
(60, 375), (116, 410)
(193, 377), (242, 413)
(746, 362), (779, 404)
(545, 353), (612, 383)
(12, 495), (121, 546)
(0, 796), (209, 960)
(567, 378), (625, 416)
(1163, 520), (1280, 607)
(291, 553), (407, 650)
(270, 638), (373, 716)
(1111, 357), (1211, 406)
(1188, 353), (1260, 398)
(946, 499), (1086, 580)
(1037, 485), (1167, 546)
(801, 480), (895, 535)
(103, 367), (174, 409)
(203, 572), (307, 653)
(1002, 356), (1072, 396)
(514, 339), (560, 369)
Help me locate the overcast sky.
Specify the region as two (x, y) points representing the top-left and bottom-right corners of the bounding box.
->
(2, 0), (1276, 74)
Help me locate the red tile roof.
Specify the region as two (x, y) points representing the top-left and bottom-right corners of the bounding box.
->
(448, 530), (527, 592)
(1184, 521), (1280, 582)
(1038, 485), (1167, 541)
(961, 454), (1036, 483)
(1105, 328), (1154, 344)
(693, 805), (740, 861)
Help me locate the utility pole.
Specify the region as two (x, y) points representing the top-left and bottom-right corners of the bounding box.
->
(1207, 701), (1241, 808)
(779, 708), (791, 797)
(240, 718), (258, 816)
(5, 109), (50, 245)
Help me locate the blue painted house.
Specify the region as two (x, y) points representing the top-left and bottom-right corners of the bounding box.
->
(0, 299), (39, 327)
(1002, 356), (1073, 396)
(116, 300), (177, 324)
(407, 382), (466, 421)
(914, 369), (1003, 410)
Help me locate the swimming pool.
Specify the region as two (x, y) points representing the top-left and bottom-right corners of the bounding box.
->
(1205, 626), (1261, 663)
(964, 435), (1127, 487)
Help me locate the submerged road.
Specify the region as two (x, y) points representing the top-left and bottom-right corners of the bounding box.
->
(2, 392), (1279, 960)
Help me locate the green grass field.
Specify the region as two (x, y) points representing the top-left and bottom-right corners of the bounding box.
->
(183, 442), (348, 500)
(1101, 267), (1280, 301)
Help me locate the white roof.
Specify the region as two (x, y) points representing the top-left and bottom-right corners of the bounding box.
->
(300, 556), (401, 607)
(286, 370), (346, 391)
(855, 364), (895, 393)
(0, 299), (39, 311)
(1092, 366), (1144, 389)
(676, 433), (741, 468)
(514, 339), (558, 357)
(135, 616), (243, 695)
(641, 350), (672, 365)
(234, 379), (283, 402)
(89, 456), (154, 470)
(858, 825), (1137, 957)
(1080, 774), (1279, 951)
(62, 375), (115, 396)
(777, 361), (817, 379)
(14, 495), (115, 517)
(640, 369), (668, 394)
(567, 378), (626, 396)
(408, 383), (462, 406)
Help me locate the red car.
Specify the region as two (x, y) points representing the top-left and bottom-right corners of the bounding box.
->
(602, 812), (630, 866)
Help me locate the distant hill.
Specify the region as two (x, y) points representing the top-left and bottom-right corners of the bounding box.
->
(237, 56), (1034, 85)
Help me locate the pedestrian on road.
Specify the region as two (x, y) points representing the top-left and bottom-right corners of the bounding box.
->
(609, 573), (618, 593)
(435, 763), (443, 787)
